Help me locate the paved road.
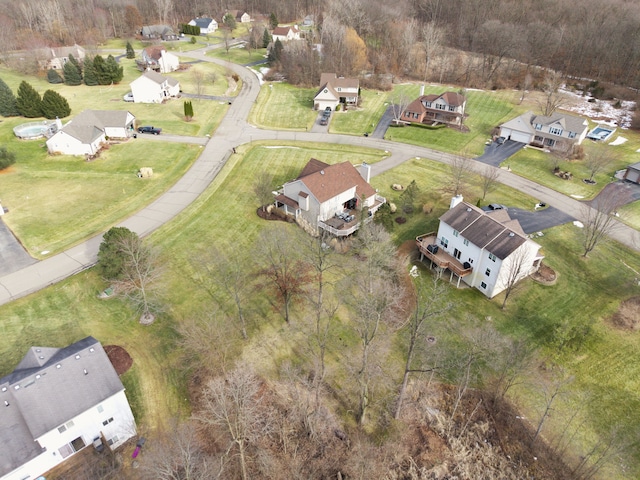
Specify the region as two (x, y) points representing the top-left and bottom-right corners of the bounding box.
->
(1, 46), (639, 306)
(507, 206), (575, 235)
(0, 219), (36, 276)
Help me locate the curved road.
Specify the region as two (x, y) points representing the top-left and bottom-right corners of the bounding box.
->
(0, 47), (638, 306)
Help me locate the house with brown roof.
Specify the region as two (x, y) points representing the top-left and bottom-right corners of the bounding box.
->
(227, 10), (251, 23)
(416, 195), (543, 298)
(402, 91), (466, 127)
(314, 73), (359, 111)
(36, 44), (86, 70)
(272, 25), (301, 42)
(140, 46), (179, 73)
(274, 159), (386, 236)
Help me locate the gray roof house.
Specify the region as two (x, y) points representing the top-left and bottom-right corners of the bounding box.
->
(0, 337), (136, 480)
(188, 17), (218, 34)
(141, 25), (179, 40)
(623, 161), (640, 184)
(499, 111), (589, 151)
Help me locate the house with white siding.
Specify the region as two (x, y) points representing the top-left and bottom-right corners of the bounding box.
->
(188, 17), (218, 34)
(0, 337), (136, 480)
(272, 25), (301, 42)
(141, 46), (179, 73)
(46, 110), (135, 156)
(499, 111), (589, 151)
(416, 196), (543, 298)
(129, 71), (180, 104)
(274, 159), (385, 236)
(314, 73), (359, 111)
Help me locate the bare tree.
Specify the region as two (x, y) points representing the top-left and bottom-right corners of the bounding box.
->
(257, 226), (312, 324)
(519, 71), (533, 105)
(448, 154), (473, 196)
(191, 68), (205, 97)
(394, 276), (451, 419)
(390, 90), (411, 124)
(138, 420), (224, 480)
(421, 22), (443, 81)
(538, 71), (567, 116)
(532, 373), (573, 446)
(581, 190), (623, 257)
(584, 144), (617, 183)
(196, 366), (267, 480)
(112, 235), (164, 323)
(487, 337), (535, 403)
(153, 0), (173, 26)
(479, 165), (501, 200)
(252, 171), (274, 213)
(500, 246), (533, 309)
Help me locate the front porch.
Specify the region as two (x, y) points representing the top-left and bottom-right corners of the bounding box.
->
(416, 233), (473, 287)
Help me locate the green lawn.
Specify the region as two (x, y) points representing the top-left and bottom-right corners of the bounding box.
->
(329, 89), (391, 136)
(248, 83), (318, 130)
(207, 45), (267, 65)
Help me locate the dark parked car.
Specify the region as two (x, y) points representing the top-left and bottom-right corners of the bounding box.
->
(488, 203), (507, 211)
(137, 126), (162, 135)
(319, 116), (329, 126)
(496, 136), (506, 145)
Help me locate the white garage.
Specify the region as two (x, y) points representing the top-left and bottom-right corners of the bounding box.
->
(499, 126), (532, 144)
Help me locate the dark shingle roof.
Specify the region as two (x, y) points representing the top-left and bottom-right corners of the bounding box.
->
(295, 159), (375, 203)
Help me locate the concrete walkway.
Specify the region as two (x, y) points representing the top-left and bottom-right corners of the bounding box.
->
(1, 47), (639, 306)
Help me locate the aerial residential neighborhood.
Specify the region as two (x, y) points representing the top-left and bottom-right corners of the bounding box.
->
(0, 1), (639, 479)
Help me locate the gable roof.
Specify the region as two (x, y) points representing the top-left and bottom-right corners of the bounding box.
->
(0, 337), (125, 476)
(273, 25), (299, 36)
(627, 161), (640, 171)
(297, 159), (375, 203)
(530, 112), (588, 133)
(191, 17), (216, 28)
(439, 202), (531, 259)
(142, 25), (175, 36)
(143, 45), (168, 61)
(56, 110), (133, 144)
(135, 70), (178, 87)
(405, 92), (466, 114)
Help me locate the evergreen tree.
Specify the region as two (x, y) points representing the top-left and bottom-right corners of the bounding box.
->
(41, 90), (71, 119)
(126, 41), (135, 59)
(222, 12), (237, 30)
(0, 77), (19, 117)
(47, 68), (63, 84)
(183, 100), (194, 120)
(262, 28), (272, 48)
(269, 38), (283, 63)
(92, 55), (109, 85)
(15, 81), (42, 118)
(83, 57), (98, 86)
(269, 12), (278, 29)
(63, 61), (82, 85)
(97, 227), (140, 280)
(104, 55), (124, 83)
(0, 146), (16, 171)
(68, 53), (82, 80)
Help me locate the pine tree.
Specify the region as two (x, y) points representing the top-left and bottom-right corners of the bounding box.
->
(83, 57), (98, 86)
(126, 41), (135, 59)
(47, 69), (63, 84)
(92, 55), (109, 85)
(68, 53), (82, 80)
(104, 55), (124, 83)
(269, 12), (278, 29)
(262, 28), (272, 48)
(63, 61), (82, 85)
(41, 90), (71, 119)
(0, 77), (19, 117)
(15, 81), (42, 118)
(184, 100), (194, 121)
(0, 146), (16, 171)
(269, 38), (283, 63)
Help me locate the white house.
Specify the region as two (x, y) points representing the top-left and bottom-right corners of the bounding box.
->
(130, 71), (180, 104)
(227, 10), (251, 23)
(36, 44), (85, 70)
(499, 111), (589, 151)
(141, 46), (179, 73)
(416, 196), (543, 299)
(46, 110), (136, 156)
(272, 25), (301, 42)
(0, 337), (136, 480)
(314, 73), (359, 111)
(188, 17), (218, 34)
(274, 159), (386, 236)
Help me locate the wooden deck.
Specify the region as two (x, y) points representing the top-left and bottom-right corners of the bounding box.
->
(416, 233), (473, 286)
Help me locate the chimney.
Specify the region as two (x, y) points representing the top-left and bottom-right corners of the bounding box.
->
(450, 195), (463, 209)
(420, 85), (425, 96)
(55, 117), (63, 131)
(359, 162), (371, 183)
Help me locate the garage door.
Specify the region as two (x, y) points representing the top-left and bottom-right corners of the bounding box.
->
(503, 128), (530, 144)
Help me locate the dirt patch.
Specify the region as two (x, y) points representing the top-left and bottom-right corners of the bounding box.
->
(0, 166), (15, 175)
(531, 263), (558, 285)
(609, 296), (640, 331)
(104, 345), (133, 375)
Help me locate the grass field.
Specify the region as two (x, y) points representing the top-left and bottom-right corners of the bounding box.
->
(329, 89), (391, 136)
(207, 45), (267, 65)
(248, 83), (318, 130)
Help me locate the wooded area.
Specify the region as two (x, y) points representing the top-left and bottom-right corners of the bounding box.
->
(0, 0), (638, 92)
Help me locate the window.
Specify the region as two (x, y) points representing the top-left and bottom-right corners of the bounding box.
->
(454, 248), (461, 260)
(108, 435), (120, 446)
(436, 103), (446, 110)
(485, 268), (491, 276)
(97, 405), (104, 413)
(425, 101), (431, 107)
(405, 112), (410, 117)
(468, 258), (473, 264)
(453, 230), (459, 237)
(440, 237), (448, 248)
(481, 282), (487, 289)
(58, 425), (67, 434)
(488, 253), (496, 262)
(535, 124), (542, 130)
(102, 417), (114, 426)
(449, 106), (455, 111)
(463, 239), (469, 246)
(549, 127), (563, 136)
(568, 131), (576, 138)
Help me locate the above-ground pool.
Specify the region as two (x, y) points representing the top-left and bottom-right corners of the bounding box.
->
(587, 126), (616, 141)
(13, 121), (58, 140)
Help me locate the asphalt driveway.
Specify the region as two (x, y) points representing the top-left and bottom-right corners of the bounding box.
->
(506, 206), (575, 234)
(475, 139), (525, 167)
(0, 219), (36, 276)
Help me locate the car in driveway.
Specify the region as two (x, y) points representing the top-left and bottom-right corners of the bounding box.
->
(319, 116), (329, 126)
(487, 203), (507, 211)
(137, 126), (162, 135)
(123, 92), (134, 102)
(496, 136), (505, 145)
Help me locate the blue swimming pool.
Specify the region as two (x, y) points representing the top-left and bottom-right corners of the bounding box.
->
(13, 121), (57, 139)
(587, 126), (616, 141)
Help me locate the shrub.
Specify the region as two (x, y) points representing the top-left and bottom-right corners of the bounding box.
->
(47, 69), (63, 84)
(0, 146), (16, 170)
(190, 36), (197, 44)
(126, 42), (136, 59)
(0, 77), (18, 117)
(16, 81), (42, 118)
(41, 90), (71, 119)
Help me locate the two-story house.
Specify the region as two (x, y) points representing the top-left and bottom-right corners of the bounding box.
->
(416, 196), (543, 298)
(272, 25), (301, 42)
(141, 46), (179, 74)
(499, 111), (589, 151)
(314, 73), (359, 111)
(402, 91), (466, 127)
(129, 71), (180, 104)
(36, 45), (85, 71)
(188, 17), (218, 34)
(274, 159), (386, 236)
(0, 337), (136, 480)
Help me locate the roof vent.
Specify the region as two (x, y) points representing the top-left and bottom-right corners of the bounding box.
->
(75, 355), (81, 360)
(89, 348), (95, 353)
(320, 170), (325, 175)
(4, 401), (8, 407)
(1, 387), (6, 392)
(83, 369), (88, 375)
(39, 356), (44, 360)
(36, 375), (41, 379)
(509, 232), (515, 237)
(466, 208), (472, 212)
(56, 364), (61, 369)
